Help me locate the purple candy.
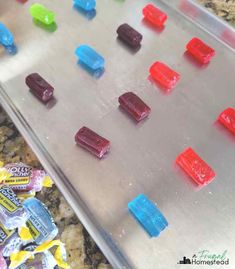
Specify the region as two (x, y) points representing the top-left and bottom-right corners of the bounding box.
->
(25, 73), (54, 103)
(117, 23), (143, 48)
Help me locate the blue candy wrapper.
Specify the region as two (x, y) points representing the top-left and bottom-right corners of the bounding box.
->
(23, 198), (58, 245)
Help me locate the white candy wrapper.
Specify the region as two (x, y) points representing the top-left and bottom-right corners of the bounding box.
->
(0, 186), (28, 230)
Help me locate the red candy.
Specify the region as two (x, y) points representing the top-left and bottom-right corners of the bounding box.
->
(218, 107), (235, 134)
(176, 147), (215, 186)
(75, 127), (110, 158)
(142, 4), (167, 27)
(17, 0), (28, 3)
(149, 61), (180, 89)
(119, 92), (151, 122)
(186, 37), (215, 64)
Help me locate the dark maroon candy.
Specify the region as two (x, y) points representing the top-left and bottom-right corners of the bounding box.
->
(75, 126), (110, 158)
(25, 73), (54, 103)
(117, 23), (143, 48)
(119, 92), (151, 122)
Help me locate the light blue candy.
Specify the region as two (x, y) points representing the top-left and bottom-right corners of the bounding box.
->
(128, 194), (168, 237)
(0, 23), (17, 55)
(23, 198), (58, 245)
(73, 0), (96, 11)
(75, 45), (104, 70)
(0, 22), (14, 46)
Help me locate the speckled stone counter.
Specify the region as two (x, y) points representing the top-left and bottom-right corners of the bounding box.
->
(0, 106), (111, 269)
(197, 0), (235, 26)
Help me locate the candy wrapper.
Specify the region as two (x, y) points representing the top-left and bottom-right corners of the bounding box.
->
(23, 198), (58, 245)
(10, 240), (70, 269)
(0, 222), (22, 257)
(0, 186), (28, 229)
(0, 163), (53, 193)
(0, 251), (7, 269)
(17, 191), (36, 201)
(16, 252), (56, 269)
(0, 222), (14, 246)
(18, 226), (34, 243)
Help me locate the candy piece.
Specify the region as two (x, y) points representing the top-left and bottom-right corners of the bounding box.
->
(142, 4), (167, 27)
(0, 186), (28, 230)
(117, 23), (143, 48)
(149, 61), (180, 89)
(176, 147), (215, 186)
(218, 107), (235, 134)
(0, 23), (14, 46)
(1, 163), (53, 193)
(0, 23), (17, 55)
(75, 127), (110, 158)
(128, 194), (168, 237)
(186, 37), (215, 64)
(119, 92), (151, 122)
(25, 73), (54, 103)
(23, 198), (58, 245)
(30, 3), (55, 25)
(73, 0), (96, 11)
(75, 45), (105, 71)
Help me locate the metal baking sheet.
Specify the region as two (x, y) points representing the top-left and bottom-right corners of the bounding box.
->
(0, 0), (235, 268)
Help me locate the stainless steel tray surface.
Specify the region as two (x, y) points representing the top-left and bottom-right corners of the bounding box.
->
(0, 1), (235, 269)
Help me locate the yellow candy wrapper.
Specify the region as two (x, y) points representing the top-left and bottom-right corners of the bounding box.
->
(42, 175), (53, 188)
(10, 240), (70, 269)
(0, 165), (12, 185)
(18, 226), (33, 242)
(17, 191), (36, 201)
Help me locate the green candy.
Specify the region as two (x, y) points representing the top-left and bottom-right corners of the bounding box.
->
(30, 3), (55, 25)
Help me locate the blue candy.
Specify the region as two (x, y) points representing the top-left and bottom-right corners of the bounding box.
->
(73, 0), (96, 11)
(23, 198), (58, 245)
(0, 23), (14, 46)
(75, 45), (104, 70)
(128, 194), (168, 237)
(0, 22), (17, 55)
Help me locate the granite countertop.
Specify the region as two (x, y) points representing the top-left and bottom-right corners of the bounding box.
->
(0, 1), (234, 269)
(197, 0), (235, 26)
(0, 107), (111, 269)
